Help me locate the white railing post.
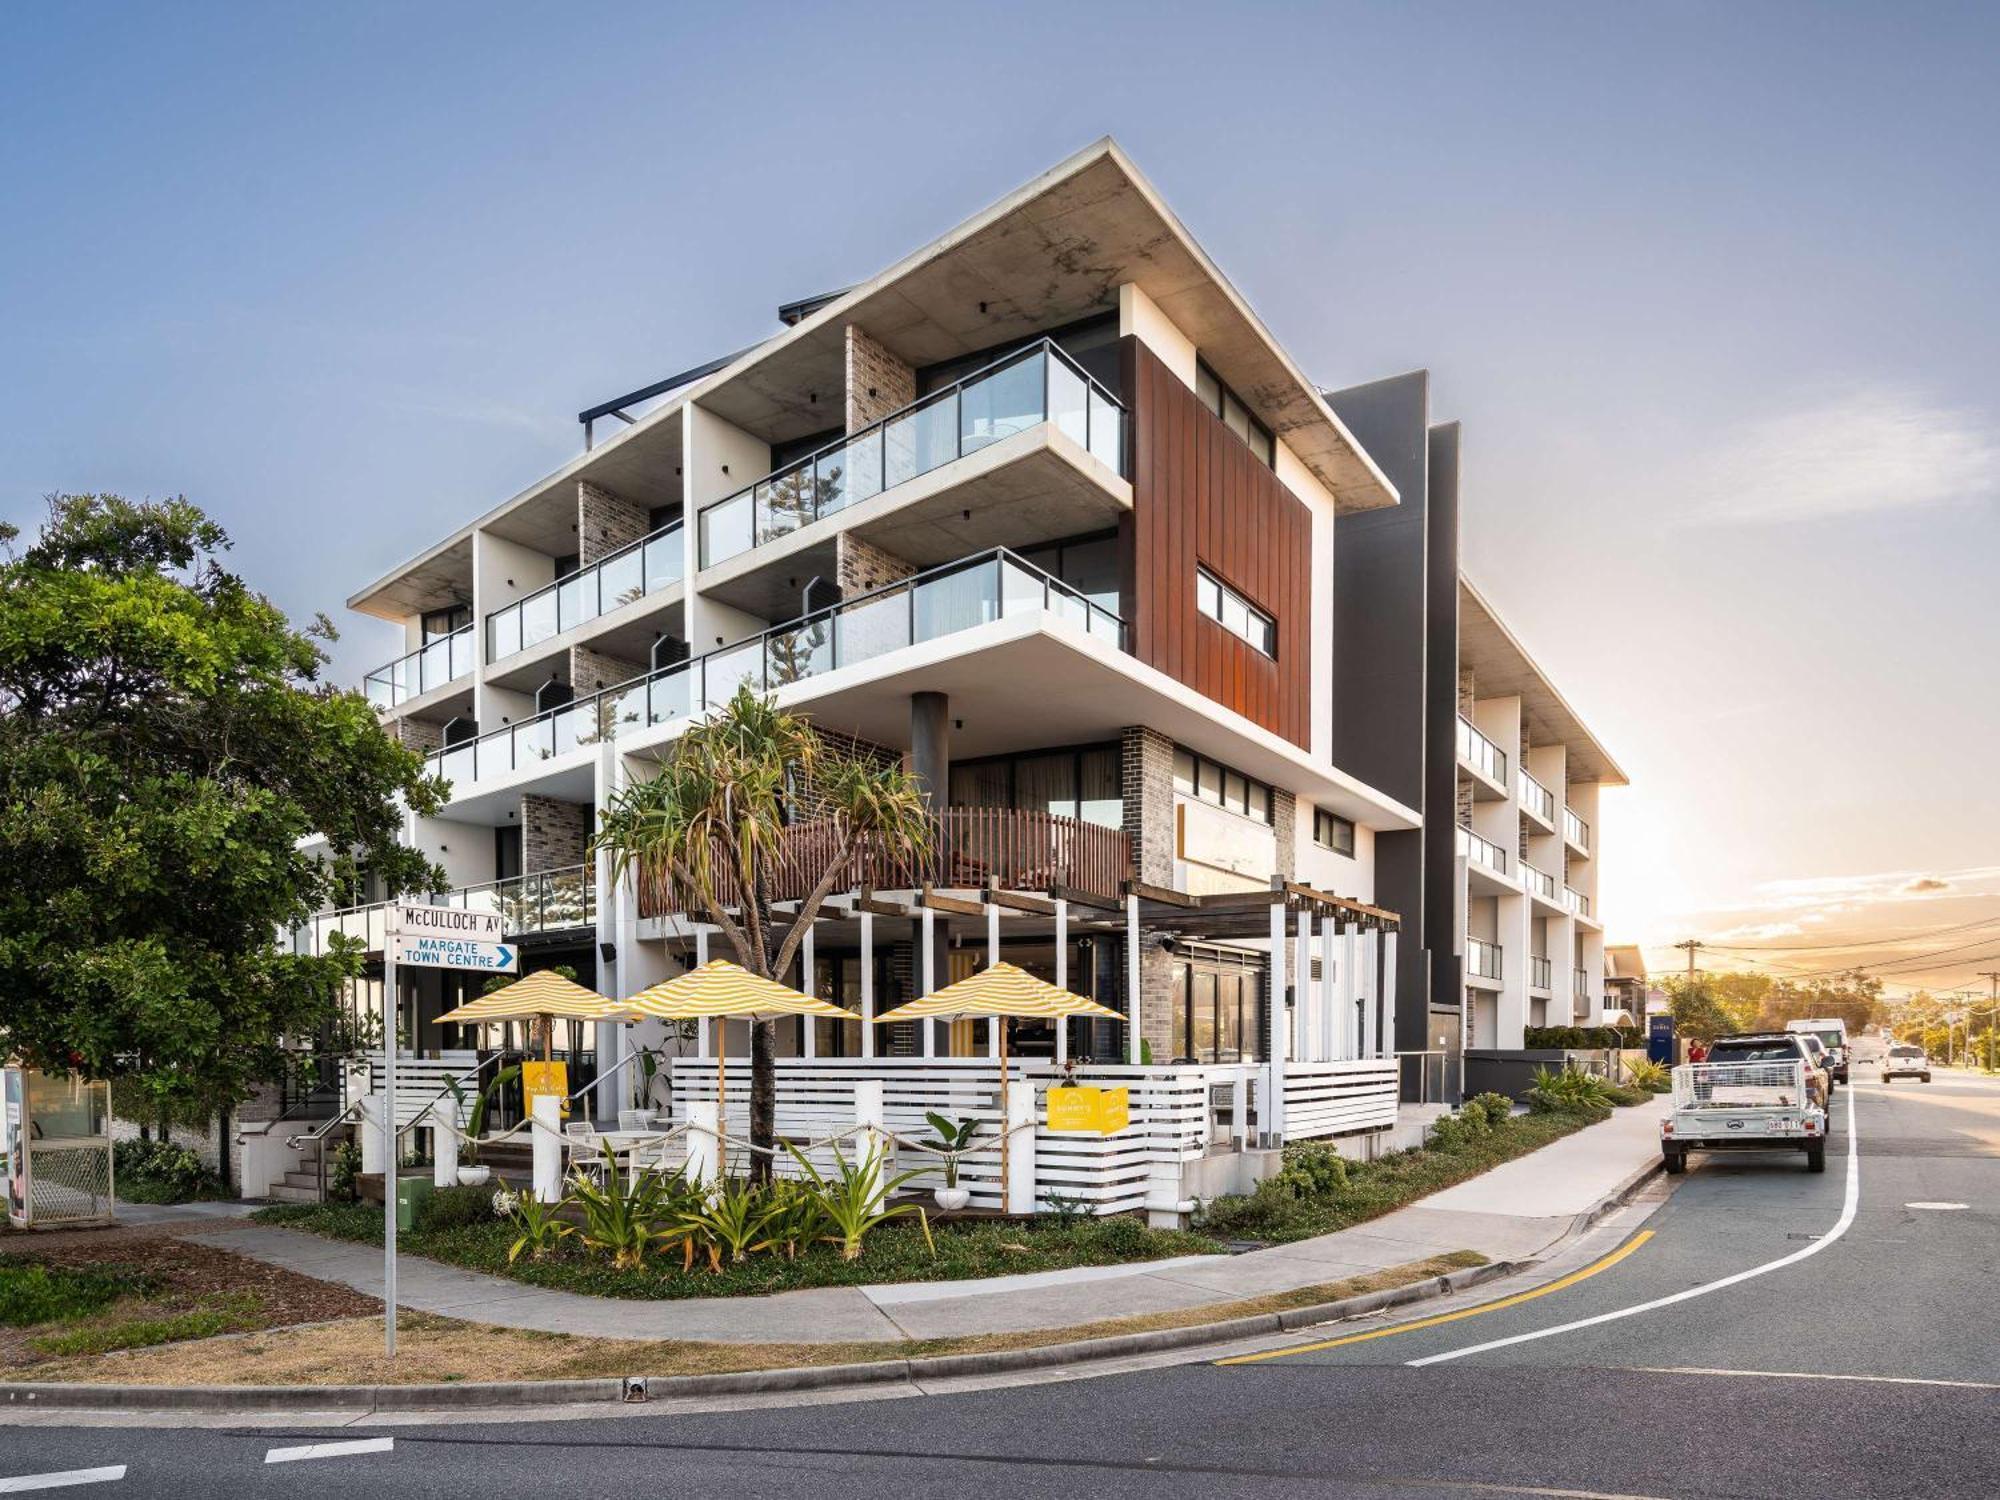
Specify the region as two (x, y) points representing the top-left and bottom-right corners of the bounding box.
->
(1341, 924), (1362, 1060)
(1295, 917), (1315, 1063)
(802, 924), (818, 1059)
(854, 1078), (886, 1205)
(530, 1095), (562, 1203)
(860, 911), (876, 1059)
(432, 1098), (460, 1190)
(1267, 896), (1287, 1145)
(1320, 916), (1338, 1061)
(921, 907), (937, 1057)
(1126, 893), (1142, 1065)
(1382, 930), (1399, 1060)
(685, 1100), (720, 1187)
(1006, 1076), (1036, 1215)
(1053, 898), (1070, 1065)
(696, 927), (711, 1059)
(358, 1092), (386, 1177)
(1231, 1071), (1248, 1150)
(987, 901), (1001, 1059)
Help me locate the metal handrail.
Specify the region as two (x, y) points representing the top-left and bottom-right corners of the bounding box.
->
(429, 545), (1126, 789)
(364, 624), (473, 709)
(485, 520), (685, 663)
(697, 336), (1127, 569)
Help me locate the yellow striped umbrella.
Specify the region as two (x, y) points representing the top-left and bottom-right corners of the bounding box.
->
(624, 959), (862, 1172)
(435, 969), (633, 1062)
(874, 962), (1124, 1207)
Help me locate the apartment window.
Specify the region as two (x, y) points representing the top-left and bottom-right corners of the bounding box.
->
(1196, 568), (1275, 657)
(1172, 747), (1273, 824)
(1017, 530), (1121, 614)
(1314, 808), (1356, 857)
(1194, 360), (1275, 467)
(948, 743), (1122, 829)
(421, 604), (471, 642)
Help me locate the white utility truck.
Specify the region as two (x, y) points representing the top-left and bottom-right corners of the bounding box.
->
(1662, 1051), (1828, 1175)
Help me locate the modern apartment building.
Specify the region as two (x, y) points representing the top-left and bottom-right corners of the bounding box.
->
(292, 139), (1624, 1208)
(1326, 373), (1627, 1074)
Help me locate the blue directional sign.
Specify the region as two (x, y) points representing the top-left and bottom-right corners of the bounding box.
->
(391, 935), (517, 972)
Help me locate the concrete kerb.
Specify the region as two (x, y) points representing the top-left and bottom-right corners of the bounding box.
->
(0, 1261), (1520, 1415)
(1564, 1153), (1665, 1239)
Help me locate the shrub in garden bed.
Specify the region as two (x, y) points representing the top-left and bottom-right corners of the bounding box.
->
(113, 1139), (224, 1204)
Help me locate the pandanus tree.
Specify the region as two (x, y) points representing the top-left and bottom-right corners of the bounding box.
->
(593, 685), (932, 1182)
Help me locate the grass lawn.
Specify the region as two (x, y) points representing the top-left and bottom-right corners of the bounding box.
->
(250, 1202), (1226, 1299)
(10, 1250), (1486, 1387)
(0, 1233), (376, 1367)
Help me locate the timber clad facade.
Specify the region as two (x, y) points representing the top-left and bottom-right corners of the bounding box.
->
(1124, 339), (1315, 750)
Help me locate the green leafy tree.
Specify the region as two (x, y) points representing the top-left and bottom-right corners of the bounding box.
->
(1661, 974), (1757, 1042)
(0, 495), (443, 1135)
(593, 685), (931, 1182)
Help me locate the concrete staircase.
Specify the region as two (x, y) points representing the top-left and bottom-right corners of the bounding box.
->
(266, 1132), (336, 1204)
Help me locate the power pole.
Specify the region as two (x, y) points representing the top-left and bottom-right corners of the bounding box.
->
(1673, 939), (1704, 986)
(1978, 972), (2000, 1072)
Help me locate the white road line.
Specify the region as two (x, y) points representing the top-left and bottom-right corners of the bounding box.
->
(1634, 1365), (2000, 1390)
(264, 1437), (394, 1465)
(1409, 1086), (1861, 1367)
(0, 1468), (127, 1493)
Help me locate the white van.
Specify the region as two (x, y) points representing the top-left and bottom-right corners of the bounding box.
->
(1786, 1018), (1849, 1084)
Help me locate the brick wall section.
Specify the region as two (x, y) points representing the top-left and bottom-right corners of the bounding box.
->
(521, 794), (590, 874)
(844, 326), (915, 433)
(578, 481), (651, 565)
(836, 533), (917, 596)
(569, 645), (647, 696)
(1458, 669), (1476, 713)
(1138, 939), (1178, 1064)
(786, 729), (901, 821)
(1455, 775), (1473, 828)
(395, 716), (443, 754)
(1271, 788), (1297, 883)
(1121, 726), (1176, 886)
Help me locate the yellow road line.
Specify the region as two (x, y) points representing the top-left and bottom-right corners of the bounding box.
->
(1214, 1229), (1655, 1365)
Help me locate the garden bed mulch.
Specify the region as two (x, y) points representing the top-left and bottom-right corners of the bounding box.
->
(0, 1232), (377, 1369)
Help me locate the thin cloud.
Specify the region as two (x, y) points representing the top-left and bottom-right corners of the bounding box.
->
(1687, 388), (2000, 525)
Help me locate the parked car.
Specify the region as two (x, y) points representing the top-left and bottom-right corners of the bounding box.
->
(1881, 1044), (1931, 1083)
(1707, 1032), (1830, 1110)
(1662, 1037), (1828, 1175)
(1796, 1033), (1836, 1098)
(1786, 1018), (1850, 1083)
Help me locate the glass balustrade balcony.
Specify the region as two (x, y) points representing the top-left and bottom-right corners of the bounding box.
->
(1455, 824), (1510, 877)
(364, 625), (473, 710)
(486, 522), (685, 663)
(434, 547), (1126, 793)
(1519, 770), (1556, 824)
(1564, 806), (1591, 853)
(1466, 937), (1503, 983)
(1530, 955), (1553, 992)
(1563, 886), (1593, 918)
(1574, 967), (1591, 1000)
(1522, 862), (1557, 901)
(1456, 716), (1508, 786)
(697, 339), (1127, 570)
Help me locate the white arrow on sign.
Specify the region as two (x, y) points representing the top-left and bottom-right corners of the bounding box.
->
(390, 935), (518, 972)
(387, 902), (505, 943)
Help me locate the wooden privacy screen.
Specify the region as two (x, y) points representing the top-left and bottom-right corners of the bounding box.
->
(1122, 338), (1313, 748)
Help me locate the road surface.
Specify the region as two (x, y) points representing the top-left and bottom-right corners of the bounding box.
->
(4, 1064), (1995, 1498)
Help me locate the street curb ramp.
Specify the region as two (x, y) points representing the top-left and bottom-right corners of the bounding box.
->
(0, 1261), (1518, 1414)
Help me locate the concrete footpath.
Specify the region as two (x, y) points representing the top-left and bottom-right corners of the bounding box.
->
(169, 1099), (1667, 1346)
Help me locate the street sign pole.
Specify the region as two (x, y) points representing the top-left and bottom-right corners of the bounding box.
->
(383, 934), (397, 1358)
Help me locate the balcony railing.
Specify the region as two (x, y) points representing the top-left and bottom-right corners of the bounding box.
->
(1574, 967), (1591, 1000)
(1456, 716), (1508, 785)
(433, 547), (1126, 793)
(1466, 936), (1503, 982)
(365, 625), (473, 710)
(1519, 770), (1555, 824)
(1563, 886), (1593, 918)
(1522, 861), (1557, 901)
(1564, 806), (1591, 853)
(1530, 955), (1553, 992)
(1455, 824), (1510, 877)
(291, 864), (597, 957)
(638, 808), (1132, 915)
(697, 338), (1128, 570)
(487, 521), (684, 663)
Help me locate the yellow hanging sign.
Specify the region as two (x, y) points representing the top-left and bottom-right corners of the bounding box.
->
(522, 1060), (570, 1119)
(1046, 1085), (1129, 1135)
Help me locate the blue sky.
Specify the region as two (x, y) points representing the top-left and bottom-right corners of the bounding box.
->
(5, 3), (1997, 991)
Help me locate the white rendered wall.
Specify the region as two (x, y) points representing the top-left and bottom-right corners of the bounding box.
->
(1117, 283), (1197, 390)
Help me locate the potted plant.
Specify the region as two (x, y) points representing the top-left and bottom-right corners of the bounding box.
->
(447, 1062), (522, 1187)
(918, 1111), (981, 1212)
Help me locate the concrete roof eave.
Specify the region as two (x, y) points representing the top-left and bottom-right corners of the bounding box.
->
(1460, 572), (1629, 787)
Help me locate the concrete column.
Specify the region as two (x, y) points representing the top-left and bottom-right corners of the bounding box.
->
(1125, 894), (1142, 1065)
(860, 912), (876, 1059)
(910, 691), (950, 807)
(853, 1079), (886, 1204)
(1053, 899), (1069, 1065)
(802, 924), (817, 1059)
(1382, 931), (1399, 1062)
(1005, 1083), (1036, 1215)
(921, 907), (937, 1057)
(685, 1101), (720, 1186)
(987, 902), (1001, 1059)
(1266, 898), (1288, 1144)
(358, 1093), (386, 1177)
(1321, 917), (1339, 1061)
(432, 1099), (460, 1189)
(1294, 919), (1314, 1063)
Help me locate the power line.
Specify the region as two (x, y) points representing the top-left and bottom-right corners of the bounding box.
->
(1700, 912), (2000, 953)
